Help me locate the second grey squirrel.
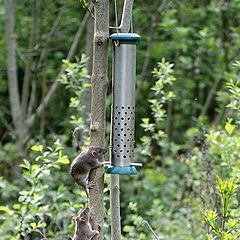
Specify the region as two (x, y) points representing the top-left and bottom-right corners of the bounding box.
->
(73, 205), (100, 240)
(70, 146), (107, 197)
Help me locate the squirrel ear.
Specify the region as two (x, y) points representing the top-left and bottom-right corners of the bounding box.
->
(91, 150), (96, 156)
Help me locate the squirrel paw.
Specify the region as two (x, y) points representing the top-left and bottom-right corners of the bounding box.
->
(87, 181), (96, 189)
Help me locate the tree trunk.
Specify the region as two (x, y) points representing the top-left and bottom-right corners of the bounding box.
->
(4, 1), (90, 150)
(4, 0), (28, 151)
(88, 1), (109, 239)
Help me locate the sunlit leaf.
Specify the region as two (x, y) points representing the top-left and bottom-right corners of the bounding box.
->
(57, 155), (70, 165)
(31, 145), (43, 152)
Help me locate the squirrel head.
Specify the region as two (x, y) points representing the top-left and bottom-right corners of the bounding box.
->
(89, 146), (107, 158)
(77, 205), (91, 223)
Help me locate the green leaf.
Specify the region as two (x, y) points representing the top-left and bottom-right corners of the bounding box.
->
(30, 222), (37, 229)
(0, 206), (11, 214)
(19, 164), (29, 170)
(31, 145), (43, 152)
(57, 155), (70, 165)
(225, 122), (236, 135)
(19, 159), (30, 170)
(53, 164), (61, 169)
(13, 204), (20, 210)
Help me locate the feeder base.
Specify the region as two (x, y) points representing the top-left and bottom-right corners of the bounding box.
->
(106, 166), (137, 175)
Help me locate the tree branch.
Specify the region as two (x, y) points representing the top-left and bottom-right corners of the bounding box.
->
(21, 0), (39, 117)
(119, 0), (134, 33)
(4, 0), (22, 129)
(26, 7), (91, 129)
(110, 175), (121, 240)
(88, 1), (109, 239)
(36, 6), (66, 71)
(140, 0), (169, 82)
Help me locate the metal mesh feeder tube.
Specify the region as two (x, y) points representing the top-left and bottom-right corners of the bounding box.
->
(107, 33), (142, 175)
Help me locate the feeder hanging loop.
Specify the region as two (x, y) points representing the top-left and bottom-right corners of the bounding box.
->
(114, 40), (120, 47)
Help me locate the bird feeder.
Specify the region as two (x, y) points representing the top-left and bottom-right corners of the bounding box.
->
(107, 33), (142, 175)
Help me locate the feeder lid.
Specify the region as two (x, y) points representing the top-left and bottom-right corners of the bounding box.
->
(106, 166), (138, 175)
(110, 33), (140, 44)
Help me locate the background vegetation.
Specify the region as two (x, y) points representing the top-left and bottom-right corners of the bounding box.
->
(1, 0), (240, 239)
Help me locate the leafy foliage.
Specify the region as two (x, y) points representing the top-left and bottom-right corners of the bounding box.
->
(1, 0), (240, 239)
(204, 176), (239, 240)
(0, 141), (86, 239)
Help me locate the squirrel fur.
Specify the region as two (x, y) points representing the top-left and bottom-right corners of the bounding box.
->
(73, 205), (100, 240)
(70, 146), (106, 198)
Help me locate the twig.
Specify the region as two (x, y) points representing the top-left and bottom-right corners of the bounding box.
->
(26, 6), (91, 129)
(140, 0), (170, 82)
(27, 80), (37, 118)
(142, 220), (160, 240)
(37, 6), (66, 71)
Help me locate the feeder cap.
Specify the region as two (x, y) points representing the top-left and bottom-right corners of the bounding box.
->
(106, 166), (138, 175)
(110, 33), (140, 44)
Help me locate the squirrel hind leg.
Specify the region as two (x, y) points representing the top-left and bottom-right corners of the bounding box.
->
(85, 181), (96, 198)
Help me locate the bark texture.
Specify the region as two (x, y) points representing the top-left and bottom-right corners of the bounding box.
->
(4, 0), (27, 150)
(119, 0), (134, 33)
(88, 1), (109, 239)
(110, 175), (121, 240)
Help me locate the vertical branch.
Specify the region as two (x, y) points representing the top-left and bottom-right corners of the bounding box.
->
(86, 2), (94, 74)
(140, 0), (169, 82)
(119, 0), (134, 33)
(21, 0), (38, 117)
(4, 0), (22, 130)
(110, 175), (121, 239)
(26, 8), (90, 129)
(202, 1), (229, 119)
(89, 1), (109, 239)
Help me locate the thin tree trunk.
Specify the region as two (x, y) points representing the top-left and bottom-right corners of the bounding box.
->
(4, 0), (20, 126)
(110, 174), (121, 240)
(202, 0), (229, 119)
(88, 1), (109, 239)
(4, 0), (27, 151)
(5, 1), (90, 149)
(119, 0), (134, 33)
(21, 0), (39, 117)
(140, 0), (169, 82)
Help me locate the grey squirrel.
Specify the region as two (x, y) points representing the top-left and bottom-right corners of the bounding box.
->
(73, 205), (100, 240)
(70, 146), (107, 197)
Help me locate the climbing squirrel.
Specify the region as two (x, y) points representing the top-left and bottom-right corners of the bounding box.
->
(73, 205), (100, 240)
(70, 146), (107, 198)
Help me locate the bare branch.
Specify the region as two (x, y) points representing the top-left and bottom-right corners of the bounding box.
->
(27, 80), (37, 118)
(26, 7), (91, 128)
(110, 175), (121, 240)
(140, 0), (170, 82)
(37, 6), (66, 71)
(0, 113), (13, 132)
(119, 0), (134, 33)
(4, 0), (22, 129)
(21, 0), (39, 117)
(142, 220), (161, 240)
